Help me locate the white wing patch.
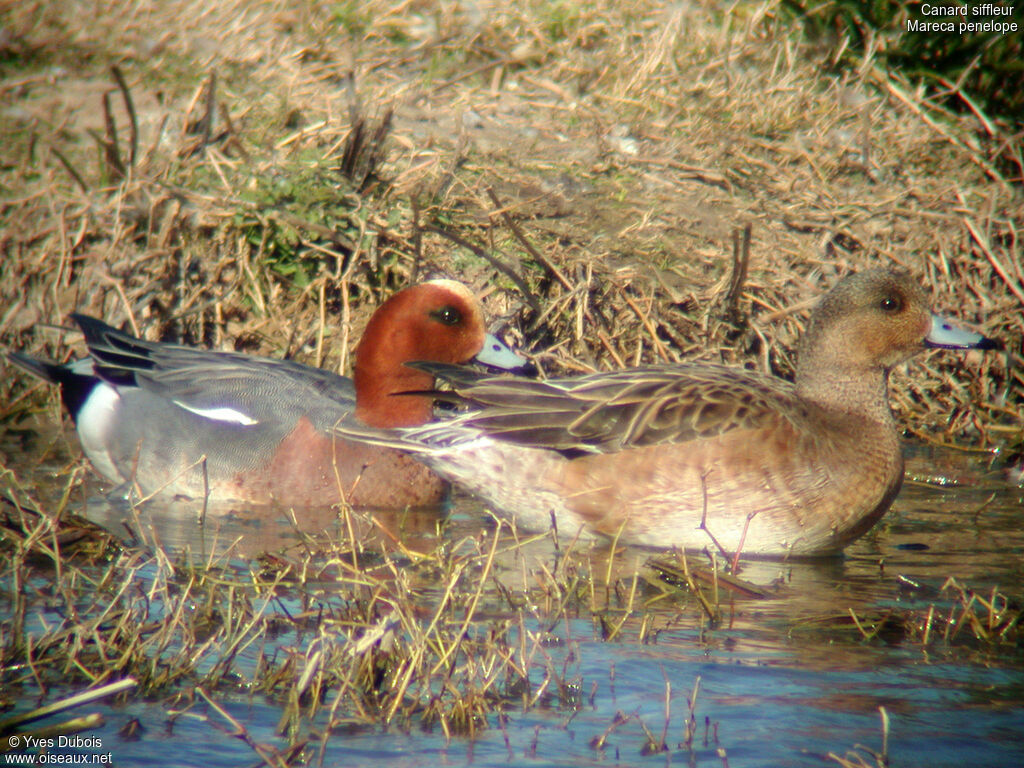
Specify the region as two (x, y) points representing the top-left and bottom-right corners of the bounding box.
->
(172, 400), (259, 426)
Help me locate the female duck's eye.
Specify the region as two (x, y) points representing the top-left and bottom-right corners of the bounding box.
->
(430, 305), (462, 326)
(879, 296), (901, 313)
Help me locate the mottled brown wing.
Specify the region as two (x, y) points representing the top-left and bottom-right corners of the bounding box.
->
(411, 361), (804, 453)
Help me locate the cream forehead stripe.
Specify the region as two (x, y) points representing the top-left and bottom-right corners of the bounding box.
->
(424, 278), (477, 303)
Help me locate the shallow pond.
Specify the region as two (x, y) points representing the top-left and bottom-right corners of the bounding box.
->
(1, 440), (1022, 768)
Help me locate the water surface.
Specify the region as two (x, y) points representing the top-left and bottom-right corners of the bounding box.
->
(2, 438), (1021, 768)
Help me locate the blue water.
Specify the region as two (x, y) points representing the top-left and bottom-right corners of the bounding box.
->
(9, 631), (1020, 767)
(2, 446), (1022, 767)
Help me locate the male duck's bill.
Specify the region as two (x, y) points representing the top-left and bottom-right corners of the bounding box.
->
(8, 279), (525, 508)
(331, 269), (998, 559)
(477, 333), (531, 369)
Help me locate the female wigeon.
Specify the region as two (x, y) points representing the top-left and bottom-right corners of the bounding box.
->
(331, 269), (997, 557)
(8, 279), (524, 508)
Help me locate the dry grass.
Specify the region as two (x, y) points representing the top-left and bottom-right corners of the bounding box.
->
(827, 706), (890, 768)
(1, 0), (1020, 444)
(0, 475), (621, 758)
(783, 575), (1023, 654)
(4, 484), (1017, 763)
(0, 0), (1022, 763)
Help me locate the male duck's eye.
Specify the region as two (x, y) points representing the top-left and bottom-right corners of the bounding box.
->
(879, 296), (901, 313)
(430, 305), (462, 326)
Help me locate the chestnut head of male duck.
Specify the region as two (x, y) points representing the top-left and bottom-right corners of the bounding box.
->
(7, 279), (525, 508)
(332, 268), (997, 557)
(354, 279), (521, 427)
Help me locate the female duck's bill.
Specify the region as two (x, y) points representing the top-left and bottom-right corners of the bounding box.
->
(8, 279), (526, 508)
(331, 269), (999, 559)
(925, 315), (998, 350)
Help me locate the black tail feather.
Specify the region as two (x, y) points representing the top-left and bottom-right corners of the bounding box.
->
(70, 314), (157, 377)
(7, 351), (100, 423)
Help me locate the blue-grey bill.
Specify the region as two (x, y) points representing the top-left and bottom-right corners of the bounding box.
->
(925, 314), (998, 350)
(475, 333), (529, 369)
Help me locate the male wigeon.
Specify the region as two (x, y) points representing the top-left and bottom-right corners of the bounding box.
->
(7, 279), (524, 508)
(331, 269), (998, 557)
